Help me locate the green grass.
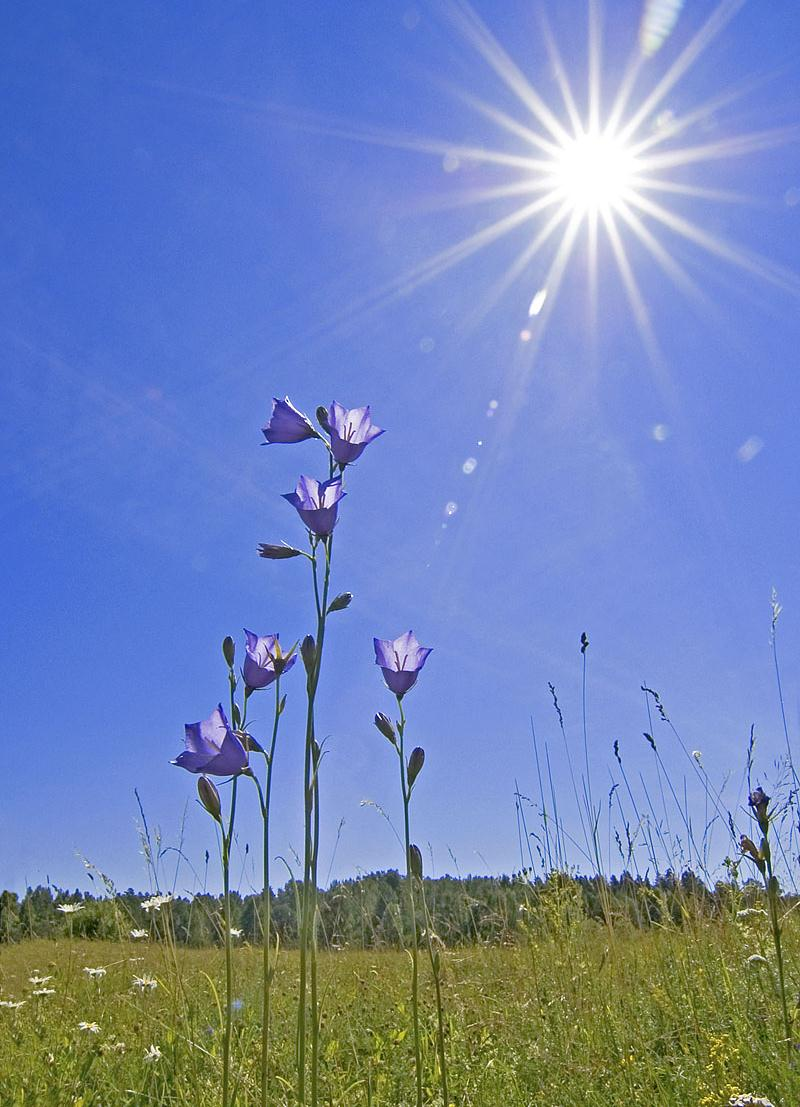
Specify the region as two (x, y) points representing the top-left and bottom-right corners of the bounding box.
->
(0, 904), (796, 1106)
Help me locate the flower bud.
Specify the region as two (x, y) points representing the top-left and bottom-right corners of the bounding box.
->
(198, 776), (222, 822)
(374, 712), (397, 746)
(407, 747), (425, 788)
(580, 631), (589, 654)
(740, 834), (766, 873)
(301, 635), (316, 677)
(222, 636), (235, 668)
(327, 592), (353, 614)
(316, 405), (332, 434)
(408, 843), (423, 880)
(257, 543), (304, 559)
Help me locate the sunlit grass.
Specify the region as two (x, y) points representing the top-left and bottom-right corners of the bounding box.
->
(0, 909), (795, 1106)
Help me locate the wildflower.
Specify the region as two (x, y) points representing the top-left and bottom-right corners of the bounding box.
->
(243, 631), (296, 691)
(78, 1021), (101, 1033)
(283, 475), (345, 537)
(141, 893), (173, 912)
(32, 988), (55, 996)
(262, 397), (318, 444)
(748, 787), (770, 833)
(229, 927), (243, 939)
(130, 928), (148, 939)
(374, 631), (432, 697)
(692, 749), (703, 763)
(728, 1096), (775, 1106)
(143, 1043), (162, 1062)
(0, 999), (25, 1009)
(83, 967), (107, 979)
(736, 908), (767, 920)
(132, 975), (158, 992)
(171, 705), (248, 777)
(57, 903), (84, 914)
(326, 402), (384, 465)
(746, 954), (769, 967)
(28, 974), (53, 986)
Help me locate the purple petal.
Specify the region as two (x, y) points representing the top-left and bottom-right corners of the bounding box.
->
(373, 637), (395, 669)
(381, 667), (420, 696)
(243, 653), (277, 690)
(262, 397), (317, 444)
(172, 750), (214, 773)
(202, 730), (249, 776)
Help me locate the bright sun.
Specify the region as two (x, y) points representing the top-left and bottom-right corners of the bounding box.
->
(553, 129), (639, 214)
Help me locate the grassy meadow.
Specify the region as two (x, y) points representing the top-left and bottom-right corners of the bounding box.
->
(1, 893), (796, 1107)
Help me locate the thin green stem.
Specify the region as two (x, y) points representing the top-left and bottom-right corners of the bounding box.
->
(299, 534), (333, 1107)
(764, 848), (792, 1056)
(222, 777), (239, 1107)
(397, 696), (423, 1107)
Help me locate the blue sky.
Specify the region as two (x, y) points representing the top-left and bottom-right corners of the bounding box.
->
(2, 1), (799, 896)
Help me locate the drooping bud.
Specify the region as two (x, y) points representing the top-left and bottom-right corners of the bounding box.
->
(316, 405), (332, 434)
(257, 543), (304, 559)
(748, 787), (770, 833)
(740, 834), (766, 873)
(374, 712), (397, 746)
(327, 592), (353, 614)
(198, 776), (222, 822)
(222, 636), (235, 668)
(408, 843), (423, 880)
(580, 631), (589, 654)
(301, 635), (316, 677)
(407, 747), (425, 788)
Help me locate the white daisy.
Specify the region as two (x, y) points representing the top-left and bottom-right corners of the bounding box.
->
(132, 975), (158, 992)
(57, 903), (85, 914)
(130, 928), (148, 940)
(78, 1021), (101, 1033)
(143, 1043), (162, 1062)
(83, 967), (107, 979)
(141, 894), (172, 912)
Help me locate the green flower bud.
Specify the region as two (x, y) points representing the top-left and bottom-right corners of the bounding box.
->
(408, 843), (423, 881)
(327, 592), (353, 614)
(222, 636), (235, 668)
(198, 776), (222, 822)
(316, 406), (332, 434)
(407, 746), (425, 788)
(301, 635), (316, 677)
(257, 543), (304, 559)
(374, 712), (397, 746)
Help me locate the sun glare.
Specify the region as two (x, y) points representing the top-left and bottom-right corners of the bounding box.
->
(553, 130), (639, 213)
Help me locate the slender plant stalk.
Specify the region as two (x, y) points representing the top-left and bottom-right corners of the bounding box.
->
(221, 778), (239, 1107)
(764, 845), (793, 1056)
(397, 697), (424, 1107)
(298, 532), (333, 1107)
(420, 878), (449, 1107)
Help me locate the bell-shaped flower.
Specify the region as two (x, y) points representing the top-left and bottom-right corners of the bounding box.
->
(374, 631), (432, 697)
(262, 397), (318, 444)
(172, 705), (248, 776)
(283, 475), (345, 537)
(243, 630), (296, 691)
(327, 402), (384, 465)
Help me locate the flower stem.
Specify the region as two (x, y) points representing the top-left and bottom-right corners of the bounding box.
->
(221, 777), (238, 1107)
(256, 679), (281, 1107)
(397, 697), (423, 1107)
(298, 535), (333, 1107)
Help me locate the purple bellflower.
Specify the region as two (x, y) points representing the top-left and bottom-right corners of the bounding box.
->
(243, 630), (296, 691)
(374, 631), (432, 697)
(172, 704), (248, 776)
(262, 397), (318, 444)
(283, 475), (345, 537)
(327, 402), (384, 465)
